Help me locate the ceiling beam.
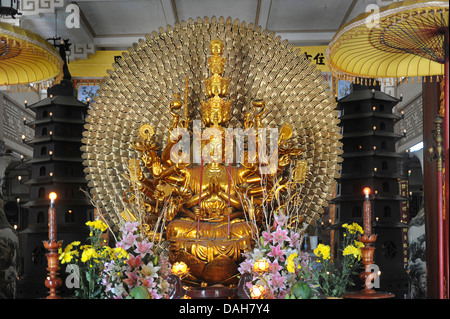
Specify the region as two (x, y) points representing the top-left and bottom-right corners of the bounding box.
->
(93, 35), (145, 49)
(339, 0), (358, 29)
(274, 31), (336, 46)
(256, 0), (272, 30)
(161, 0), (178, 25)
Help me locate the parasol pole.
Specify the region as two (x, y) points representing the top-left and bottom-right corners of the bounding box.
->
(435, 116), (444, 299)
(444, 26), (449, 299)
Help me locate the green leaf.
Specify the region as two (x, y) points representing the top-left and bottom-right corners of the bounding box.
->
(129, 286), (151, 299)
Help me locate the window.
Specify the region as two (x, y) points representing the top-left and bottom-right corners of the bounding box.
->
(383, 205), (392, 218)
(37, 211), (45, 223)
(381, 141), (387, 150)
(39, 166), (46, 176)
(40, 146), (47, 156)
(382, 182), (390, 192)
(41, 127), (48, 136)
(379, 122), (386, 130)
(382, 161), (388, 170)
(353, 182), (362, 194)
(38, 187), (45, 198)
(352, 206), (362, 218)
(42, 110), (48, 118)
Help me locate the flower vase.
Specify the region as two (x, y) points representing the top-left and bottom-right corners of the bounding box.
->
(309, 236), (318, 250)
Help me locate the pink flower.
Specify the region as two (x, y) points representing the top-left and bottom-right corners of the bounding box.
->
(123, 271), (138, 286)
(271, 227), (290, 246)
(289, 232), (301, 247)
(267, 245), (286, 261)
(142, 277), (156, 289)
(238, 259), (253, 274)
(134, 240), (153, 258)
(269, 259), (282, 274)
(149, 289), (161, 299)
(126, 254), (142, 268)
(274, 214), (288, 227)
(120, 221), (140, 235)
(119, 232), (137, 250)
(268, 272), (286, 291)
(261, 231), (272, 246)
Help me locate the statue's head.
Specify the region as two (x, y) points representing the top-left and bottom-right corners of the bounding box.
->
(209, 38), (224, 55)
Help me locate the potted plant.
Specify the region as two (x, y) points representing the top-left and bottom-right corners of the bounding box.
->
(299, 223), (364, 298)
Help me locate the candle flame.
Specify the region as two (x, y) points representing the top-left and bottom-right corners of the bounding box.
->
(49, 192), (57, 201)
(363, 187), (371, 196)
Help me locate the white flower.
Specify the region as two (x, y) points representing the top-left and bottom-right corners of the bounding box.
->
(158, 279), (170, 292)
(252, 248), (266, 261)
(111, 284), (126, 298)
(141, 262), (160, 278)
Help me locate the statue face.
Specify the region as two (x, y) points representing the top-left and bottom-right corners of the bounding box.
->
(210, 40), (223, 55)
(202, 132), (224, 164)
(211, 81), (221, 96)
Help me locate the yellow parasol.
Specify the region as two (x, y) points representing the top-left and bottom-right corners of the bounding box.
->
(0, 21), (63, 91)
(326, 0), (449, 299)
(326, 0), (448, 82)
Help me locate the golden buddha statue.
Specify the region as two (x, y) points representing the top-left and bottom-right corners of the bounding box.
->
(122, 38), (304, 285)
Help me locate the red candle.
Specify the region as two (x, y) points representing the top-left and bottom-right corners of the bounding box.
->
(197, 157), (204, 237)
(227, 162), (231, 238)
(48, 192), (57, 242)
(227, 162), (231, 207)
(363, 187), (371, 236)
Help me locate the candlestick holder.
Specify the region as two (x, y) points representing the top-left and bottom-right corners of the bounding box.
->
(344, 188), (394, 299)
(43, 240), (63, 299)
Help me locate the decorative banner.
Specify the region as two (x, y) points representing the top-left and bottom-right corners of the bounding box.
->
(295, 45), (329, 73)
(399, 179), (410, 268)
(68, 50), (123, 78)
(19, 0), (65, 15)
(396, 97), (424, 152)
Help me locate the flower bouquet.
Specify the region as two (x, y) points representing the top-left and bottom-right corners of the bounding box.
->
(59, 220), (129, 299)
(102, 221), (172, 299)
(300, 223), (364, 298)
(238, 213), (312, 299)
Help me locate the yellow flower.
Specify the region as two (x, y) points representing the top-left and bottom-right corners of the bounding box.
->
(60, 251), (74, 264)
(64, 241), (80, 253)
(354, 240), (364, 249)
(343, 223), (364, 235)
(81, 247), (98, 263)
(286, 252), (298, 273)
(59, 241), (80, 264)
(343, 245), (362, 260)
(86, 219), (108, 232)
(313, 244), (331, 260)
(114, 247), (129, 260)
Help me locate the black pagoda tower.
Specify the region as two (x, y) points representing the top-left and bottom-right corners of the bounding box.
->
(333, 83), (409, 298)
(17, 40), (93, 298)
